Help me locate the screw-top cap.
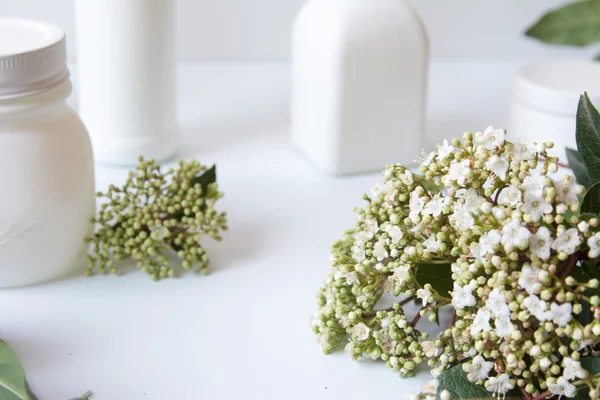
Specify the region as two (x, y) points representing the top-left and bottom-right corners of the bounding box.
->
(0, 18), (69, 99)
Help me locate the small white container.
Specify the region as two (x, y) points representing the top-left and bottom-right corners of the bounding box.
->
(0, 18), (95, 287)
(509, 61), (600, 163)
(75, 0), (177, 166)
(291, 0), (429, 175)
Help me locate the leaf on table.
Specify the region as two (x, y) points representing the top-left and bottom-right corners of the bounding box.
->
(415, 263), (453, 299)
(525, 0), (600, 46)
(576, 93), (600, 183)
(0, 341), (36, 400)
(436, 365), (521, 399)
(582, 181), (600, 214)
(566, 148), (593, 189)
(191, 165), (217, 194)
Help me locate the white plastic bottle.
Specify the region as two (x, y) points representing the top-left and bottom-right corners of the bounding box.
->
(75, 0), (177, 166)
(0, 18), (95, 287)
(292, 0), (429, 175)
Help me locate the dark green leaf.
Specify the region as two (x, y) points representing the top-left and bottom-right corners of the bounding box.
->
(436, 365), (521, 399)
(0, 341), (35, 400)
(582, 356), (600, 374)
(582, 181), (600, 214)
(415, 263), (453, 299)
(566, 148), (593, 188)
(576, 93), (600, 183)
(191, 165), (217, 194)
(525, 0), (600, 46)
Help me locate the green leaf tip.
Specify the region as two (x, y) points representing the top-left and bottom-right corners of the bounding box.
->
(525, 0), (600, 47)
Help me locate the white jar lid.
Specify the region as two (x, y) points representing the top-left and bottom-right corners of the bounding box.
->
(0, 18), (68, 99)
(514, 60), (600, 115)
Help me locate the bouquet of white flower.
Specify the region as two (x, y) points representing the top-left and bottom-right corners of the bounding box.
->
(311, 94), (600, 399)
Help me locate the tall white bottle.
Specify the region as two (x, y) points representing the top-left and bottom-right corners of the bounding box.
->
(292, 0), (429, 175)
(75, 0), (177, 166)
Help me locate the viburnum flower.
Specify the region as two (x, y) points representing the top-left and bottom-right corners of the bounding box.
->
(464, 355), (494, 382)
(311, 125), (600, 399)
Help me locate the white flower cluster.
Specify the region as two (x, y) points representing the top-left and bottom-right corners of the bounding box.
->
(312, 126), (600, 399)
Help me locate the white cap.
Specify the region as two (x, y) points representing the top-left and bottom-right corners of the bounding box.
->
(0, 18), (69, 99)
(514, 60), (600, 115)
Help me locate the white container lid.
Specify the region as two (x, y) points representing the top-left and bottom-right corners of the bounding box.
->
(0, 18), (68, 99)
(514, 60), (600, 115)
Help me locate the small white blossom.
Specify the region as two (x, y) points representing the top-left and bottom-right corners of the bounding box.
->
(353, 323), (371, 341)
(401, 170), (414, 185)
(476, 126), (506, 150)
(452, 283), (476, 309)
(521, 194), (552, 222)
(485, 155), (509, 180)
(423, 237), (442, 254)
(373, 241), (389, 261)
(472, 308), (492, 334)
(365, 219), (379, 235)
(451, 204), (475, 231)
(409, 192), (425, 219)
(422, 341), (440, 358)
(392, 265), (411, 284)
(547, 376), (577, 398)
(346, 271), (359, 285)
(352, 246), (366, 262)
(523, 294), (548, 321)
(445, 160), (471, 187)
(486, 289), (510, 318)
(417, 288), (433, 306)
(471, 230), (501, 259)
(464, 355), (494, 382)
(501, 219), (531, 252)
(354, 231), (372, 246)
(420, 150), (436, 168)
(437, 139), (454, 160)
(519, 264), (543, 295)
(486, 374), (514, 396)
(387, 225), (404, 244)
(424, 198), (445, 217)
(495, 315), (515, 338)
(555, 175), (584, 206)
(548, 302), (572, 327)
(499, 185), (522, 206)
(552, 227), (582, 255)
(421, 378), (438, 395)
(522, 173), (547, 198)
(562, 357), (587, 380)
(440, 390), (451, 400)
(530, 226), (553, 260)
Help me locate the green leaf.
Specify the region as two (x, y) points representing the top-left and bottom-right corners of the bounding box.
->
(576, 93), (600, 183)
(525, 0), (600, 46)
(415, 263), (453, 299)
(566, 148), (593, 188)
(191, 165), (217, 194)
(582, 356), (600, 374)
(0, 341), (36, 400)
(69, 391), (93, 400)
(571, 262), (600, 324)
(436, 365), (521, 399)
(582, 181), (600, 214)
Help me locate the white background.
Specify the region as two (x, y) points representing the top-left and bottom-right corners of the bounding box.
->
(0, 0), (597, 61)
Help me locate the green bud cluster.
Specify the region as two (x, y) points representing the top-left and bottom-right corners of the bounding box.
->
(85, 157), (227, 280)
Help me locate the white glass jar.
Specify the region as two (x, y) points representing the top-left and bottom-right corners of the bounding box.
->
(509, 61), (600, 163)
(75, 0), (178, 166)
(0, 18), (95, 287)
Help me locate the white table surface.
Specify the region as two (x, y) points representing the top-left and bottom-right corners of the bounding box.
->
(0, 61), (517, 399)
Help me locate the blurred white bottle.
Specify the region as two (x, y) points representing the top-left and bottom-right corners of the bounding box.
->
(75, 0), (177, 166)
(292, 0), (428, 175)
